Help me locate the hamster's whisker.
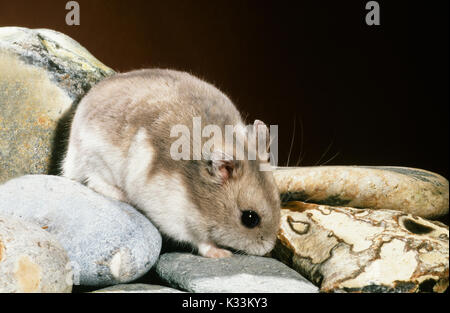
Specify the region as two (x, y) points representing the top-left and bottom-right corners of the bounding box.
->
(285, 116), (296, 167)
(314, 133), (335, 166)
(294, 116), (305, 167)
(318, 149), (341, 166)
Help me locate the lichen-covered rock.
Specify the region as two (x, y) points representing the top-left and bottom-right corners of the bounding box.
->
(0, 27), (115, 184)
(155, 252), (318, 293)
(272, 201), (449, 293)
(92, 284), (184, 293)
(0, 175), (162, 286)
(275, 166), (449, 218)
(0, 215), (72, 293)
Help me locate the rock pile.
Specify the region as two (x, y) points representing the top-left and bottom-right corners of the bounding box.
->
(0, 27), (448, 293)
(0, 175), (162, 286)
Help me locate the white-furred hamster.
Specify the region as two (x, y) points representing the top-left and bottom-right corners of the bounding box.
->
(62, 69), (280, 258)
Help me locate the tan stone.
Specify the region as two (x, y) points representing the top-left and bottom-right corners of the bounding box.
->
(0, 215), (72, 292)
(274, 166), (449, 218)
(0, 51), (72, 182)
(14, 256), (42, 293)
(0, 27), (114, 184)
(272, 201), (449, 293)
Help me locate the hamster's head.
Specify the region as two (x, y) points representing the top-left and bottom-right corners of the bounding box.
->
(193, 121), (281, 256)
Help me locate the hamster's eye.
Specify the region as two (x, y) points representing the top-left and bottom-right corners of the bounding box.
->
(241, 210), (260, 228)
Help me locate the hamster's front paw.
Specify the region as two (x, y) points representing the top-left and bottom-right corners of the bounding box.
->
(198, 242), (233, 258)
(206, 247), (233, 258)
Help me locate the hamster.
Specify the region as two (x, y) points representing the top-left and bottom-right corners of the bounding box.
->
(61, 69), (280, 258)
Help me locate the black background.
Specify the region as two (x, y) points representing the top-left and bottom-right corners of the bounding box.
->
(1, 0), (448, 178)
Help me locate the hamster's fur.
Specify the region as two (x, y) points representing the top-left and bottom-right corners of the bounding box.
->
(62, 69), (280, 258)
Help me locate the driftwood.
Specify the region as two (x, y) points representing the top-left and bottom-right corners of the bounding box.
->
(272, 201), (449, 293)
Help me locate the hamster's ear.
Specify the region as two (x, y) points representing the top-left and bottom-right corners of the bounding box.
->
(252, 119), (270, 162)
(206, 150), (236, 183)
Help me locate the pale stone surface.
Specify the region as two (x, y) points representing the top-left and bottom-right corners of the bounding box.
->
(0, 215), (72, 293)
(92, 284), (184, 293)
(155, 252), (318, 293)
(0, 175), (162, 286)
(274, 166), (449, 218)
(272, 201), (449, 293)
(0, 27), (115, 184)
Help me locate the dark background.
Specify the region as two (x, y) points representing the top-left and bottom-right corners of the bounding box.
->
(0, 0), (448, 179)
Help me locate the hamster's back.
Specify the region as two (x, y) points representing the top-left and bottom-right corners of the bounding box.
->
(75, 69), (242, 138)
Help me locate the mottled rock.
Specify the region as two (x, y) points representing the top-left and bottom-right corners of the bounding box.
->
(155, 252), (318, 293)
(0, 175), (162, 286)
(92, 284), (184, 293)
(275, 166), (449, 218)
(0, 27), (115, 184)
(0, 215), (72, 293)
(272, 201), (449, 293)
